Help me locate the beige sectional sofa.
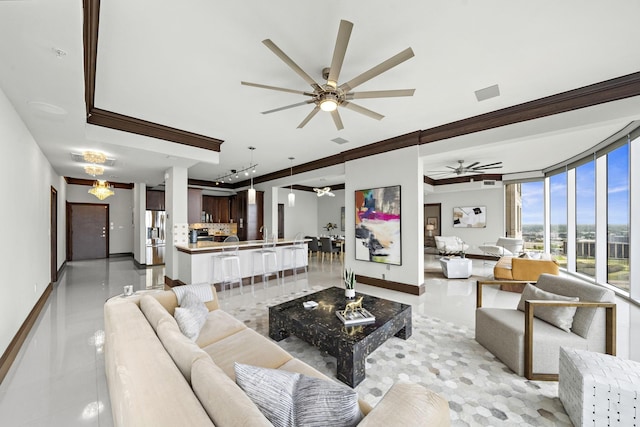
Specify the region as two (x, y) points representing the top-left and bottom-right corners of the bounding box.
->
(104, 286), (451, 426)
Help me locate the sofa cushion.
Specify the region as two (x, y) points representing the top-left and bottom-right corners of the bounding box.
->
(152, 285), (220, 315)
(191, 358), (272, 427)
(277, 358), (373, 416)
(517, 284), (578, 332)
(202, 328), (292, 380)
(174, 291), (208, 340)
(104, 300), (214, 427)
(140, 294), (178, 332)
(357, 382), (451, 427)
(195, 309), (247, 348)
(156, 320), (209, 384)
(476, 307), (588, 376)
(234, 363), (363, 427)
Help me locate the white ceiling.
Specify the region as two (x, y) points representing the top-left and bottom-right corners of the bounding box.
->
(1, 0), (640, 189)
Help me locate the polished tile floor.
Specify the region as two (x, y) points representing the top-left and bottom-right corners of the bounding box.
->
(0, 254), (635, 426)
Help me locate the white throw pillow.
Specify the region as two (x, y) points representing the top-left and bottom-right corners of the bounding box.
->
(234, 363), (362, 427)
(517, 284), (579, 332)
(174, 291), (208, 340)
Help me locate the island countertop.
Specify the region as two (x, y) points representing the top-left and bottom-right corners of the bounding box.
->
(176, 238), (308, 254)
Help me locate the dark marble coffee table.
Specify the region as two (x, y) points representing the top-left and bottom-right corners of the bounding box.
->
(268, 286), (412, 387)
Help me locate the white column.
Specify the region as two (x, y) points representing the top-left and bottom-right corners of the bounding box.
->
(165, 167), (188, 282)
(345, 145), (424, 289)
(132, 183), (146, 265)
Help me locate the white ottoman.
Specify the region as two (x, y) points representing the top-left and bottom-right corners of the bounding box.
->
(559, 347), (640, 427)
(439, 257), (472, 279)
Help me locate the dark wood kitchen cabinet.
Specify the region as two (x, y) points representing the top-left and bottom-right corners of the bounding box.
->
(234, 190), (263, 241)
(188, 188), (202, 224)
(146, 190), (165, 211)
(202, 196), (231, 223)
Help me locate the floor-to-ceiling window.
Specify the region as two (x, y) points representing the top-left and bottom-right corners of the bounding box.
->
(575, 160), (596, 277)
(607, 144), (630, 291)
(549, 172), (567, 268)
(521, 181), (544, 254)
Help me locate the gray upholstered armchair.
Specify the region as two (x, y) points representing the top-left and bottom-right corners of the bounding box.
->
(475, 274), (616, 380)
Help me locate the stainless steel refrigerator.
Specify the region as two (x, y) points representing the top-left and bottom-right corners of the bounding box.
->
(146, 211), (166, 265)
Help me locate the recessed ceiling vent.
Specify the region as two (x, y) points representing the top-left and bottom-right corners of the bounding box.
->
(70, 153), (116, 166)
(475, 84), (500, 102)
(331, 137), (349, 145)
(482, 180), (496, 186)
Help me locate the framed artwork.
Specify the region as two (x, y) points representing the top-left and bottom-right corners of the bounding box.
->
(340, 207), (345, 231)
(426, 217), (438, 230)
(354, 185), (401, 265)
(453, 206), (486, 228)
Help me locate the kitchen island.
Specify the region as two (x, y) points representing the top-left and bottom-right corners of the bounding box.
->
(175, 239), (308, 288)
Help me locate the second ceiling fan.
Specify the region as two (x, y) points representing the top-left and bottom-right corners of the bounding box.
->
(241, 20), (415, 130)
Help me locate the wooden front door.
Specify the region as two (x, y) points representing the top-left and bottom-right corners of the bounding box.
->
(67, 203), (109, 261)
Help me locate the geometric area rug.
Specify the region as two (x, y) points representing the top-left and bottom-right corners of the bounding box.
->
(226, 287), (572, 426)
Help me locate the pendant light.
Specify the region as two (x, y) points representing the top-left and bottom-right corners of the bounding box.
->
(288, 157), (295, 207)
(248, 147), (256, 205)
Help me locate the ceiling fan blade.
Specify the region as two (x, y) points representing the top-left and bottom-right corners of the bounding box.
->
(341, 101), (384, 121)
(346, 89), (415, 99)
(327, 20), (353, 87)
(262, 39), (322, 91)
(330, 109), (344, 131)
(297, 106), (321, 128)
(465, 162), (480, 169)
(262, 100), (314, 115)
(339, 47), (415, 92)
(474, 162), (503, 169)
(241, 81), (314, 96)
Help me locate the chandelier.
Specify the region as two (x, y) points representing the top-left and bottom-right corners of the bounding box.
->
(88, 180), (115, 200)
(84, 165), (104, 176)
(83, 151), (106, 164)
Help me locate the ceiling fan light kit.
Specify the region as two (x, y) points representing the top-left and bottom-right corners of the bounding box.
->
(242, 19), (415, 130)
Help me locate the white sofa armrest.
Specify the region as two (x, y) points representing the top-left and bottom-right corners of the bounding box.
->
(356, 382), (450, 427)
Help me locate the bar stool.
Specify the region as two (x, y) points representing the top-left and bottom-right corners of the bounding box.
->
(215, 235), (242, 293)
(251, 234), (280, 287)
(282, 232), (307, 279)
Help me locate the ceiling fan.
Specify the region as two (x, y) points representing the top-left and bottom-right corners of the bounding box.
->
(241, 19), (415, 130)
(313, 187), (335, 197)
(426, 160), (503, 177)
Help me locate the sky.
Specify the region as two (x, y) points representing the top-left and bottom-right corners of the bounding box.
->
(521, 144), (629, 226)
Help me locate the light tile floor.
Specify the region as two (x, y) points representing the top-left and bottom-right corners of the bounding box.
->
(0, 254), (635, 426)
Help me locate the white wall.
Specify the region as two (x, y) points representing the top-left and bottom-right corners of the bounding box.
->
(317, 189), (344, 236)
(425, 182), (504, 253)
(345, 146), (424, 288)
(277, 189), (318, 238)
(66, 184), (134, 255)
(0, 87), (65, 358)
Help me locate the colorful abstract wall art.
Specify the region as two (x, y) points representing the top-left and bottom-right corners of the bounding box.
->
(354, 185), (401, 265)
(453, 206), (486, 228)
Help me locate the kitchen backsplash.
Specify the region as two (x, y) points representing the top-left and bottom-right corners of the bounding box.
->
(190, 223), (238, 236)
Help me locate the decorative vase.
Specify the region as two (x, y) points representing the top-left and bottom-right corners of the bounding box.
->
(345, 288), (356, 299)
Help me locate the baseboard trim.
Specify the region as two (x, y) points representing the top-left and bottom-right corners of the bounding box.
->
(356, 275), (425, 296)
(0, 282), (53, 385)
